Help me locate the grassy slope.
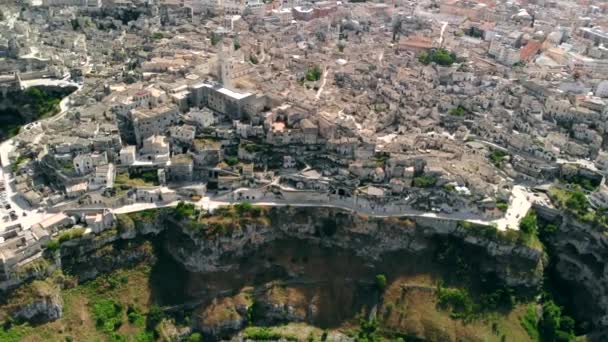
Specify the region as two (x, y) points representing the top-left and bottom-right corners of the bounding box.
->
(1, 264), (155, 342)
(377, 274), (535, 342)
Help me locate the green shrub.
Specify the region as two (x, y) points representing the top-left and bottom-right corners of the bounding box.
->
(146, 305), (164, 329)
(57, 228), (85, 243)
(519, 211), (538, 236)
(91, 299), (123, 334)
(210, 32), (221, 46)
(127, 306), (145, 327)
(418, 48), (457, 66)
(520, 305), (540, 340)
(357, 318), (379, 342)
(46, 239), (60, 251)
(225, 156), (239, 166)
(436, 287), (474, 318)
(174, 201), (197, 219)
(375, 274), (387, 291)
(243, 327), (294, 340)
(565, 190), (588, 213)
(496, 201), (508, 212)
(413, 175), (437, 188)
(187, 332), (203, 342)
(449, 106), (466, 117)
(489, 150), (509, 167)
(305, 66), (322, 82)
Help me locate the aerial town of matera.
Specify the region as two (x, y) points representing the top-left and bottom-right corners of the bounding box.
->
(0, 0), (607, 291)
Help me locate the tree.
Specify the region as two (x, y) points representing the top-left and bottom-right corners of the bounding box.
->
(392, 18), (402, 42)
(70, 19), (80, 31)
(375, 274), (387, 291)
(540, 300), (561, 341)
(146, 305), (164, 329)
(519, 211), (537, 236)
(209, 32), (221, 46)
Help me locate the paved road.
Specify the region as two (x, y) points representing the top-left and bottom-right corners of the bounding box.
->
(111, 185), (535, 231)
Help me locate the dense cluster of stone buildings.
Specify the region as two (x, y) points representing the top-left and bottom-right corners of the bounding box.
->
(0, 0), (607, 284)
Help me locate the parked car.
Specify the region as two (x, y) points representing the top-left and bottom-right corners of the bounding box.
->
(5, 204), (11, 210)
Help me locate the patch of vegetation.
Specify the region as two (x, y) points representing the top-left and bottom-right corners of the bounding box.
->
(57, 227), (86, 243)
(436, 286), (474, 320)
(456, 214), (541, 249)
(209, 32), (221, 46)
(496, 200), (509, 212)
(465, 27), (484, 38)
(116, 214), (136, 233)
(225, 156), (239, 166)
(418, 48), (457, 66)
(243, 327), (297, 340)
(45, 239), (61, 251)
(24, 87), (62, 118)
(539, 300), (576, 342)
(173, 201), (198, 220)
(92, 298), (123, 335)
(128, 209), (159, 223)
(70, 19), (80, 31)
(114, 172), (157, 188)
(249, 55), (259, 64)
(489, 149), (510, 168)
(520, 304), (540, 340)
(356, 318), (380, 342)
(151, 32), (164, 39)
(413, 175), (437, 188)
(449, 106), (466, 117)
(519, 211), (538, 236)
(187, 332), (203, 341)
(548, 187), (608, 230)
(375, 274), (387, 291)
(562, 174), (600, 192)
(305, 66), (322, 82)
(232, 202), (252, 215)
(11, 155), (30, 173)
(243, 143), (262, 153)
(15, 258), (52, 278)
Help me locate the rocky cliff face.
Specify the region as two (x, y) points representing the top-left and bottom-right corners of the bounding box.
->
(58, 222), (162, 281)
(166, 207), (544, 290)
(538, 213), (608, 336)
(12, 291), (62, 323)
(2, 279), (63, 324)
